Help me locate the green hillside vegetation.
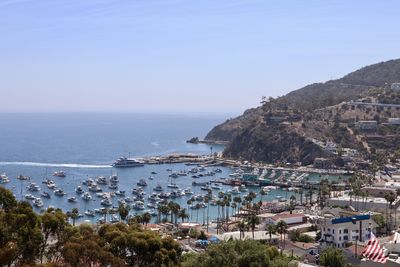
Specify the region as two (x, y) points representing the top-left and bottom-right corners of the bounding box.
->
(206, 59), (400, 163)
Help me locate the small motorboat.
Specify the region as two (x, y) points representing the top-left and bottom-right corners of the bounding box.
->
(68, 197), (78, 203)
(53, 171), (66, 177)
(167, 183), (179, 189)
(82, 192), (92, 201)
(33, 198), (44, 207)
(84, 210), (95, 217)
(96, 176), (108, 185)
(137, 179), (148, 187)
(41, 191), (51, 198)
(75, 186), (84, 194)
(27, 183), (41, 191)
(101, 198), (112, 206)
(115, 190), (125, 196)
(0, 173), (10, 183)
(25, 194), (35, 200)
(153, 184), (163, 192)
(54, 189), (66, 196)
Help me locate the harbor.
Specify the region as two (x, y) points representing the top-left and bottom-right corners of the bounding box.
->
(0, 154), (352, 225)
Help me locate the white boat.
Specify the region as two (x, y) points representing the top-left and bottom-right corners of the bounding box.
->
(47, 181), (57, 190)
(53, 171), (66, 177)
(84, 210), (95, 217)
(111, 215), (119, 223)
(112, 157), (144, 168)
(239, 185), (248, 192)
(75, 186), (84, 194)
(82, 178), (96, 186)
(96, 176), (108, 185)
(82, 192), (92, 201)
(33, 198), (44, 207)
(137, 179), (148, 187)
(25, 194), (35, 200)
(54, 189), (66, 196)
(68, 197), (77, 203)
(41, 191), (51, 198)
(184, 188), (194, 195)
(101, 198), (112, 206)
(153, 184), (163, 192)
(211, 184), (221, 190)
(0, 173), (10, 183)
(159, 192), (170, 199)
(115, 190), (125, 196)
(133, 201), (145, 210)
(17, 175), (30, 180)
(169, 172), (179, 178)
(27, 183), (41, 191)
(230, 187), (240, 194)
(148, 193), (160, 202)
(108, 184), (118, 190)
(132, 187), (144, 195)
(201, 185), (211, 191)
(109, 175), (119, 184)
(167, 183), (179, 189)
(147, 202), (157, 208)
(88, 185), (102, 192)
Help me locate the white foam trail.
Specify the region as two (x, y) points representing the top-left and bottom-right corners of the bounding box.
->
(0, 161), (111, 168)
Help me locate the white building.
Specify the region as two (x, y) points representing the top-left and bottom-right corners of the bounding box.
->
(320, 214), (377, 248)
(355, 120), (378, 130)
(327, 194), (400, 213)
(264, 213), (306, 225)
(389, 118), (400, 125)
(391, 83), (400, 91)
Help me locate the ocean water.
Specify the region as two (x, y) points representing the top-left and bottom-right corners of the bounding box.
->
(0, 113), (298, 224)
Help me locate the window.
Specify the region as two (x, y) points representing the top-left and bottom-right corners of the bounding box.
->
(339, 230), (342, 234)
(344, 236), (348, 240)
(339, 237), (341, 241)
(344, 229), (348, 233)
(332, 229), (335, 234)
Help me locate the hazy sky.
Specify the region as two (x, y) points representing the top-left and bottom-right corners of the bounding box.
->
(1, 0), (399, 114)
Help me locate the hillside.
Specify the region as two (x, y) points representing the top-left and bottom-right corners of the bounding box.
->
(206, 58), (400, 164)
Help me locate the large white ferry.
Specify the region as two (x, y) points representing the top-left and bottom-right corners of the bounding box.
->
(112, 156), (144, 168)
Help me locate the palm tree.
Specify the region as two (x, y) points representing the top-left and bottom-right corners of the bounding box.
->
(276, 220), (288, 253)
(204, 195), (210, 232)
(142, 212), (151, 227)
(118, 203), (130, 222)
(259, 189), (266, 203)
(178, 208), (189, 223)
(289, 195), (296, 214)
(187, 199), (193, 221)
(233, 196), (242, 212)
(195, 203), (201, 223)
(385, 192), (396, 232)
(237, 220), (247, 240)
(70, 208), (79, 226)
(299, 189), (303, 205)
(231, 202), (237, 219)
(246, 214), (260, 240)
(266, 224), (276, 243)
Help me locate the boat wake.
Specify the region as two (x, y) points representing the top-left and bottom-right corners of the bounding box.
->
(0, 161), (111, 168)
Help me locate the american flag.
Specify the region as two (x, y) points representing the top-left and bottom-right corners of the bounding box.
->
(362, 231), (387, 263)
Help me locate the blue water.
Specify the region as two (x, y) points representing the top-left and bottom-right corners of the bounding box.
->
(0, 113), (297, 224)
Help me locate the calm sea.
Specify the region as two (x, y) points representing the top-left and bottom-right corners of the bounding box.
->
(0, 113), (296, 223)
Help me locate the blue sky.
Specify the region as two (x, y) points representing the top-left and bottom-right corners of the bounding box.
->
(0, 0), (399, 114)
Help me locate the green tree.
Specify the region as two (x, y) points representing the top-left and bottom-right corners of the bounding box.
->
(246, 214), (260, 240)
(118, 203), (130, 222)
(276, 220), (288, 253)
(266, 224), (276, 243)
(319, 247), (345, 267)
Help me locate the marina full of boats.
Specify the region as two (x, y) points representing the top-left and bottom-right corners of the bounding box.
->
(0, 163), (349, 224)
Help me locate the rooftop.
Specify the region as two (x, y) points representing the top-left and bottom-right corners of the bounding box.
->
(271, 213), (305, 221)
